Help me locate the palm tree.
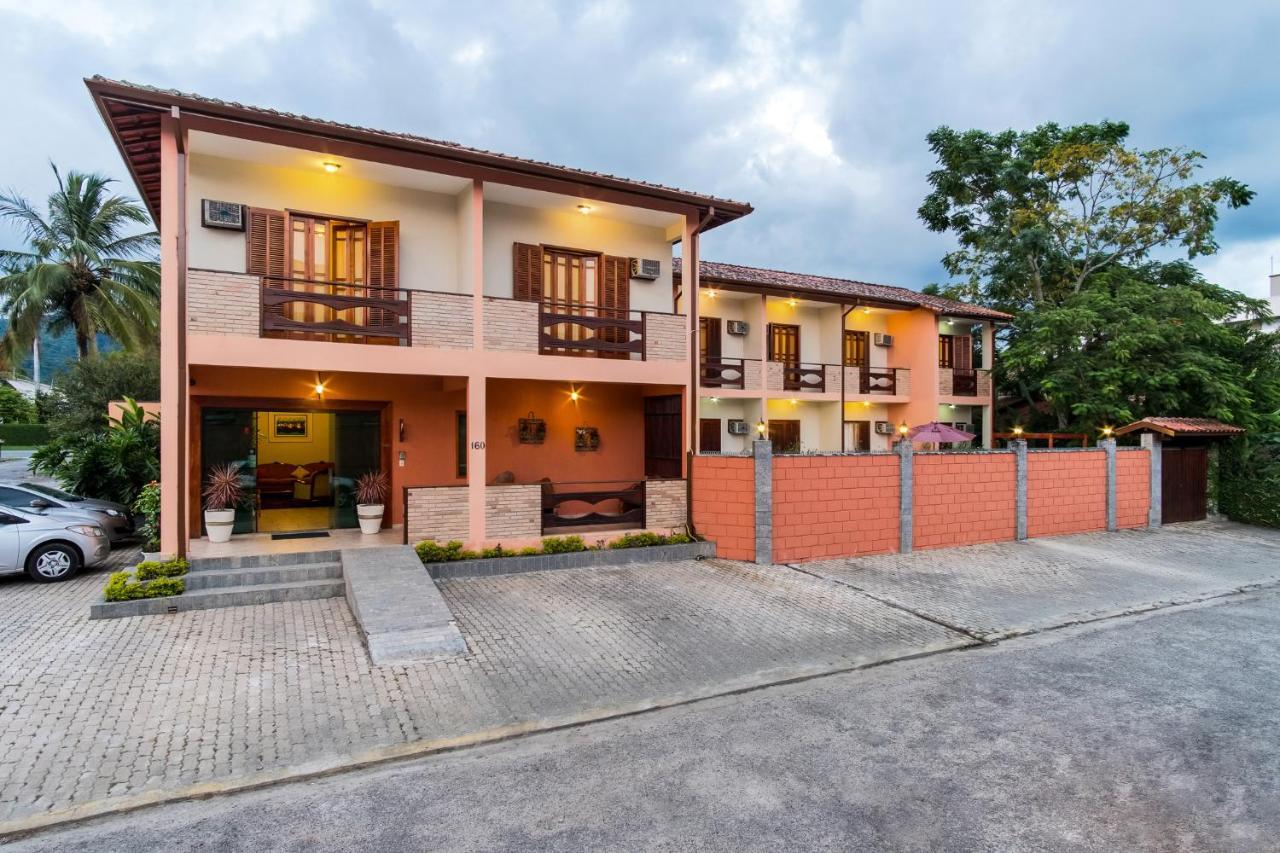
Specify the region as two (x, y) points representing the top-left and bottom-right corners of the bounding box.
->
(0, 165), (159, 361)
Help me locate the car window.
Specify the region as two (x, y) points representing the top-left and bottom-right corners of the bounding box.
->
(20, 483), (82, 502)
(0, 486), (42, 507)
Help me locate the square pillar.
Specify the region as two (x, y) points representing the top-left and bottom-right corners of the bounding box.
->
(467, 377), (487, 544)
(158, 112), (187, 557)
(1013, 439), (1028, 540)
(896, 437), (914, 553)
(1140, 433), (1162, 527)
(1101, 437), (1117, 531)
(752, 439), (772, 565)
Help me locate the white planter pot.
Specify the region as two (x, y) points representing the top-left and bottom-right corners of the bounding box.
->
(204, 508), (237, 544)
(357, 504), (384, 535)
(141, 552), (164, 563)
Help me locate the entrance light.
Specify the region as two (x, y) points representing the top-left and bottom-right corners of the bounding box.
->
(755, 420), (767, 436)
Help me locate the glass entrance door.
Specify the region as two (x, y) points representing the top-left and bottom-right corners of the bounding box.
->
(200, 408), (258, 535)
(333, 410), (382, 530)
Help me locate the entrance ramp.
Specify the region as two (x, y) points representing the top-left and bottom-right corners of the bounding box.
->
(342, 546), (467, 665)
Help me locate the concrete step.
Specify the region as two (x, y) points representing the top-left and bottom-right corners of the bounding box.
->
(184, 561), (343, 591)
(188, 549), (342, 572)
(89, 577), (346, 620)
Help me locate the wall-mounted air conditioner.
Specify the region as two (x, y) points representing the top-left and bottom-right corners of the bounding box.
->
(201, 199), (244, 231)
(874, 421), (894, 435)
(873, 333), (894, 347)
(631, 258), (661, 280)
(727, 419), (749, 435)
(953, 423), (973, 434)
(726, 320), (749, 336)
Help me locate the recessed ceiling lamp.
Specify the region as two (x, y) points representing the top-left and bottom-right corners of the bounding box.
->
(322, 161), (341, 173)
(577, 204), (592, 214)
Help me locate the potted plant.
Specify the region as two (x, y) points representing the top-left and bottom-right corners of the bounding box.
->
(355, 470), (389, 535)
(202, 463), (244, 544)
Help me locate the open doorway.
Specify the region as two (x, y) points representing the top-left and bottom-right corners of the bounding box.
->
(199, 406), (383, 536)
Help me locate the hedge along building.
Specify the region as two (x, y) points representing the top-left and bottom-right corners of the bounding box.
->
(87, 76), (1010, 557)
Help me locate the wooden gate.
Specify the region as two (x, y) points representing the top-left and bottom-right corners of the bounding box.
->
(1161, 446), (1209, 523)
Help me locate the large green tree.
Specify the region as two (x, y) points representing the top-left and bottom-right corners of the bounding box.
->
(917, 121), (1278, 432)
(0, 165), (159, 361)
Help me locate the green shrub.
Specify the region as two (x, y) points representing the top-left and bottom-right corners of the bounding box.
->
(103, 568), (185, 602)
(480, 545), (508, 559)
(0, 423), (50, 446)
(1219, 434), (1280, 528)
(415, 540), (480, 563)
(133, 481), (161, 552)
(518, 546), (540, 556)
(608, 531), (666, 549)
(540, 535), (587, 554)
(134, 558), (189, 581)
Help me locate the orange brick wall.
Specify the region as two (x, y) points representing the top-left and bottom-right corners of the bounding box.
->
(913, 453), (1017, 550)
(1027, 450), (1108, 537)
(691, 456), (755, 561)
(1116, 449), (1151, 529)
(773, 455), (900, 563)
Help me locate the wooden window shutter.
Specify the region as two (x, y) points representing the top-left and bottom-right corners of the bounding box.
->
(513, 243), (543, 302)
(954, 334), (973, 370)
(599, 255), (631, 358)
(368, 222), (400, 290)
(245, 208), (287, 278)
(766, 323), (775, 360)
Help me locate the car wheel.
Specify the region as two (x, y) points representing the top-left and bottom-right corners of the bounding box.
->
(26, 543), (82, 583)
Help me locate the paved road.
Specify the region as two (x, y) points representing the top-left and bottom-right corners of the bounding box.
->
(12, 588), (1278, 852)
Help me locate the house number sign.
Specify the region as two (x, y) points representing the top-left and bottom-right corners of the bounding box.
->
(471, 441), (486, 450)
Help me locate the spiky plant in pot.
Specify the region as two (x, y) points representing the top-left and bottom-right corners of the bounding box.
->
(201, 463), (243, 544)
(354, 471), (389, 535)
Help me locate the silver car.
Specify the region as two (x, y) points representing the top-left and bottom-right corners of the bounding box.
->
(0, 483), (135, 544)
(0, 506), (110, 582)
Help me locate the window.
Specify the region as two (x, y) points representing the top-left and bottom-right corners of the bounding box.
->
(938, 334), (954, 368)
(699, 418), (722, 453)
(699, 317), (722, 362)
(0, 486), (39, 508)
(767, 420), (801, 453)
(768, 324), (800, 364)
(843, 330), (868, 368)
(844, 420), (871, 452)
(455, 411), (467, 478)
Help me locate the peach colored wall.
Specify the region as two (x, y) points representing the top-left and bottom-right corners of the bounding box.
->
(913, 453), (1017, 549)
(485, 379), (680, 485)
(189, 365), (466, 526)
(885, 308), (941, 431)
(774, 455), (899, 562)
(1027, 450), (1108, 538)
(690, 455), (754, 561)
(1116, 449), (1151, 529)
(108, 400), (161, 422)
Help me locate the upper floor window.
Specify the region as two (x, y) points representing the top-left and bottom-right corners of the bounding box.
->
(843, 330), (868, 368)
(939, 333), (973, 369)
(938, 334), (954, 368)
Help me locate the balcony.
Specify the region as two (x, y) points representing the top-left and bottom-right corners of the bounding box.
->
(939, 367), (992, 398)
(483, 297), (685, 361)
(260, 276), (411, 345)
(700, 357), (762, 391)
(855, 366), (906, 395)
(765, 361), (840, 394)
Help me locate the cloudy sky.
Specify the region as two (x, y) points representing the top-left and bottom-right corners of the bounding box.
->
(2, 0), (1278, 299)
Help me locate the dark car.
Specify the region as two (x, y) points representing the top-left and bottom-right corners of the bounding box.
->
(0, 483), (136, 544)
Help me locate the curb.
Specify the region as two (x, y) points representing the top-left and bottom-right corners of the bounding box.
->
(424, 541), (715, 579)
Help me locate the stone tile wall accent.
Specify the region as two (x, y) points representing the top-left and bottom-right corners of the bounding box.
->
(485, 485), (542, 540)
(645, 478), (687, 532)
(411, 292), (473, 349)
(743, 359), (762, 391)
(483, 298), (539, 352)
(188, 269), (258, 336)
(406, 486), (470, 543)
(644, 313), (686, 361)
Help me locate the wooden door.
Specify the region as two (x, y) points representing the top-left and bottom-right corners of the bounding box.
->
(843, 330), (868, 367)
(844, 420), (871, 451)
(1162, 445), (1209, 523)
(768, 420), (801, 453)
(644, 394), (683, 478)
(770, 323), (800, 390)
(700, 317), (722, 362)
(698, 418), (721, 453)
(543, 249), (598, 354)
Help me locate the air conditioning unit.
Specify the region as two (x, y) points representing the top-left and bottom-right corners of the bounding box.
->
(727, 419), (750, 435)
(874, 421), (894, 435)
(630, 258), (661, 280)
(873, 333), (894, 347)
(726, 320), (749, 336)
(201, 199), (244, 231)
(953, 423), (973, 434)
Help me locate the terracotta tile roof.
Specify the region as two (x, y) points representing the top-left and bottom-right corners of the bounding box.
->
(1114, 417), (1246, 438)
(85, 76), (752, 228)
(674, 259), (1012, 320)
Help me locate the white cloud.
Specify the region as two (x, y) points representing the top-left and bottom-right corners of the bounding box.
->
(1194, 237), (1280, 301)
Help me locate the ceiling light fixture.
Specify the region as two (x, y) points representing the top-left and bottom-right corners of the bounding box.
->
(322, 161), (341, 173)
(577, 204), (592, 214)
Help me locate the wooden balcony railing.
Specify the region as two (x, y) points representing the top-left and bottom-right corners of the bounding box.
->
(782, 362), (827, 392)
(701, 357), (749, 389)
(858, 367), (898, 395)
(539, 302), (645, 358)
(260, 276), (410, 345)
(951, 368), (979, 396)
(541, 480), (646, 532)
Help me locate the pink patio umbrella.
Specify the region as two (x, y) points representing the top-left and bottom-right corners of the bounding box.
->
(908, 421), (976, 445)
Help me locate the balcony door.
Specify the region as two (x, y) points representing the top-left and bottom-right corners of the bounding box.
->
(287, 216), (369, 338)
(541, 249), (598, 354)
(769, 323), (801, 390)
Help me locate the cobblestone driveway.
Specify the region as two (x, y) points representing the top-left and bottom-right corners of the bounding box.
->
(801, 520), (1280, 639)
(0, 558), (964, 828)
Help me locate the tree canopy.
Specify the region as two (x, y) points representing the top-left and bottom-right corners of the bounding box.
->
(918, 120), (1279, 433)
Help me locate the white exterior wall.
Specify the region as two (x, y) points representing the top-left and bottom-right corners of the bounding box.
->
(763, 300), (842, 364)
(697, 396), (762, 455)
(696, 292), (756, 361)
(186, 153), (464, 292)
(481, 201), (674, 314)
(841, 402), (895, 451)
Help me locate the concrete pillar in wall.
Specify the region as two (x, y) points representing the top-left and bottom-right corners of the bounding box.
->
(1140, 432), (1162, 527)
(1101, 437), (1118, 532)
(896, 438), (914, 553)
(752, 439), (773, 565)
(1013, 438), (1028, 540)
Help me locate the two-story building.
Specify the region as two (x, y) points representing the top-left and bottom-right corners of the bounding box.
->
(87, 77), (1007, 556)
(678, 261), (1007, 454)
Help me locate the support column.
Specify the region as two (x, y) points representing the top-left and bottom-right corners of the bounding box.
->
(1101, 437), (1118, 532)
(158, 112), (187, 558)
(1141, 433), (1162, 527)
(1013, 438), (1028, 540)
(897, 438), (914, 553)
(467, 376), (487, 545)
(752, 439), (772, 565)
(981, 322), (995, 449)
